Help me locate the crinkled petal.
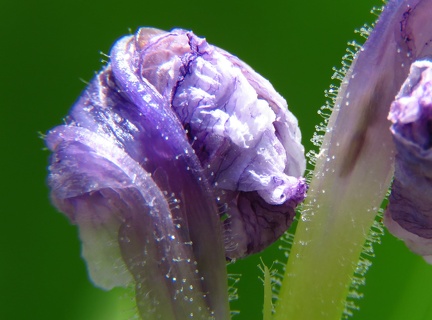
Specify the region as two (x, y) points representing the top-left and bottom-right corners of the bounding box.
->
(385, 60), (432, 263)
(46, 27), (306, 318)
(117, 28), (307, 258)
(47, 62), (229, 318)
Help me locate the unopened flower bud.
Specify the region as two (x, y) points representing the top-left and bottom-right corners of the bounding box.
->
(46, 28), (306, 318)
(385, 60), (432, 263)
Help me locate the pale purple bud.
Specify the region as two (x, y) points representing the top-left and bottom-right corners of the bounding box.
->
(46, 27), (306, 318)
(385, 60), (432, 263)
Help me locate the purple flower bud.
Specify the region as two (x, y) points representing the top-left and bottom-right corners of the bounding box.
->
(46, 27), (306, 318)
(385, 60), (432, 263)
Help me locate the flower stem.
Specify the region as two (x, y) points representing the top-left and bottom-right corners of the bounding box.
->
(272, 1), (423, 317)
(274, 121), (394, 318)
(273, 81), (395, 319)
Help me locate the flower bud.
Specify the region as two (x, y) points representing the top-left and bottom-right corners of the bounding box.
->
(385, 60), (432, 263)
(46, 28), (306, 318)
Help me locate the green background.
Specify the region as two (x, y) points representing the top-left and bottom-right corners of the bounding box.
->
(2, 0), (432, 319)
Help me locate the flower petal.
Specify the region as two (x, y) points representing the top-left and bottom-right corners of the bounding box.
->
(385, 60), (432, 263)
(46, 27), (306, 318)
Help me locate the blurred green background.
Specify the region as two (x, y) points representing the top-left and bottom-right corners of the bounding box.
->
(2, 0), (432, 319)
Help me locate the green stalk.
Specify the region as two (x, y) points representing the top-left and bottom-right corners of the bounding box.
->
(273, 113), (395, 319)
(271, 1), (423, 317)
(273, 15), (401, 320)
(273, 166), (391, 319)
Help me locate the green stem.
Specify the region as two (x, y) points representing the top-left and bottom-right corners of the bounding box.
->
(274, 34), (398, 320)
(271, 1), (420, 316)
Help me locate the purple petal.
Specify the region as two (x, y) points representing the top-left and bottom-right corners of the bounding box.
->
(47, 98), (229, 317)
(139, 29), (306, 257)
(385, 60), (432, 263)
(46, 27), (306, 317)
